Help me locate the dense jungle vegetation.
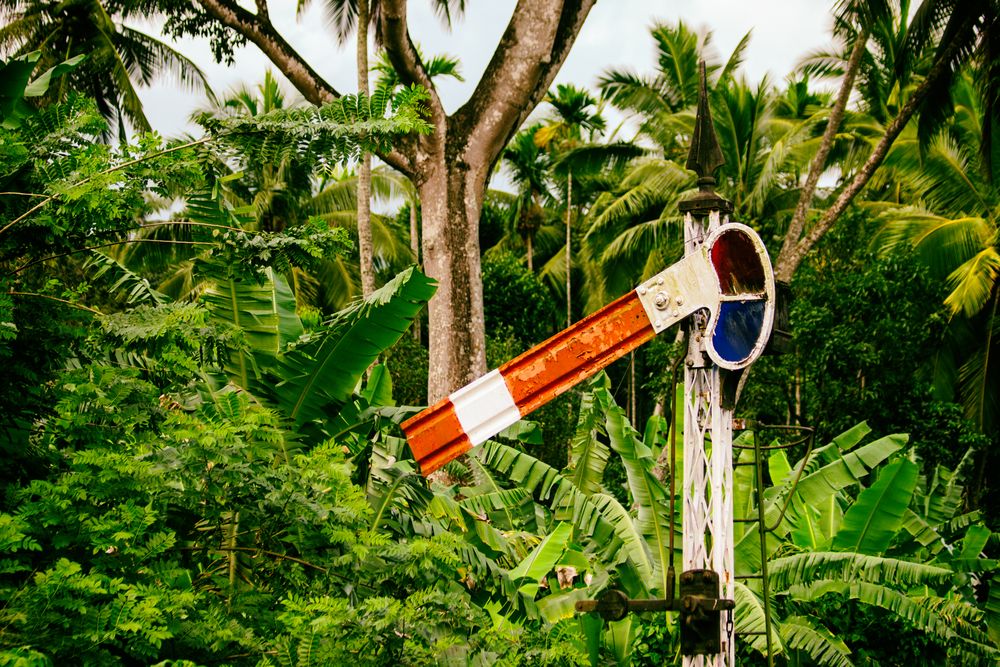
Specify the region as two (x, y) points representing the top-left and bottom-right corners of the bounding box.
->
(0, 0), (998, 665)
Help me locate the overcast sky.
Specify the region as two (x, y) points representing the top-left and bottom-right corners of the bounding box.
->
(139, 0), (839, 137)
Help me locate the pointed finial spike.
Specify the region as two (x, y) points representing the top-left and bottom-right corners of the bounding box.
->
(685, 61), (725, 184)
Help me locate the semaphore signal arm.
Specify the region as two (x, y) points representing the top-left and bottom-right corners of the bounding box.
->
(402, 221), (776, 475)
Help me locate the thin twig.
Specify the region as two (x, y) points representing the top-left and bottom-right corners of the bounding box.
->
(181, 545), (328, 573)
(0, 192), (48, 198)
(7, 291), (101, 314)
(138, 220), (244, 233)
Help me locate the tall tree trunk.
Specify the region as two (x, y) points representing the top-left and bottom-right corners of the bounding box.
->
(419, 159), (489, 402)
(565, 170), (572, 327)
(356, 0), (375, 296)
(526, 233), (534, 272)
(195, 0), (598, 401)
(409, 197), (421, 341)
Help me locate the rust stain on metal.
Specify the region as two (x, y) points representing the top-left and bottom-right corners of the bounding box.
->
(503, 291), (655, 414)
(402, 398), (472, 474)
(402, 292), (656, 476)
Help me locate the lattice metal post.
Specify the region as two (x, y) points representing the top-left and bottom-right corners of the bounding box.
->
(680, 63), (736, 667)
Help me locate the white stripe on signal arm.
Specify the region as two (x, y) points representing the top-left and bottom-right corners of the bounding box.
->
(450, 369), (520, 445)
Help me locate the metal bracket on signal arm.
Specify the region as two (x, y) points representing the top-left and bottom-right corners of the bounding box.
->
(634, 248), (720, 334)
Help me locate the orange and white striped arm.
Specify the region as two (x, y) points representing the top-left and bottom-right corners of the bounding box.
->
(402, 223), (774, 475)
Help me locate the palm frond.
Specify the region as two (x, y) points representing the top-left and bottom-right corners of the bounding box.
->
(957, 294), (999, 432)
(877, 208), (991, 283)
(84, 250), (166, 305)
(945, 247), (1000, 316)
(117, 26), (212, 96)
(768, 552), (954, 592)
(780, 615), (852, 667)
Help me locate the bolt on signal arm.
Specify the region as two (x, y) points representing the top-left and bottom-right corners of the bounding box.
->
(403, 222), (776, 475)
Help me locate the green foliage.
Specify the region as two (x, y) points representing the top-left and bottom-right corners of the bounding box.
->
(384, 333), (428, 406)
(206, 218), (352, 282)
(199, 86), (432, 174)
(482, 251), (558, 346)
(4, 7), (1000, 665)
(0, 51), (84, 129)
(0, 82), (559, 666)
(743, 211), (950, 442)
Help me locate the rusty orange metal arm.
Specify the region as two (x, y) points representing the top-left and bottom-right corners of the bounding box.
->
(404, 290), (655, 474)
(402, 223), (774, 475)
(403, 248), (721, 474)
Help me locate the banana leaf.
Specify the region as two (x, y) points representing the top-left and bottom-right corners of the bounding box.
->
(734, 582), (783, 657)
(831, 459), (918, 554)
(986, 577), (1000, 645)
(459, 487), (534, 531)
(598, 387), (672, 597)
(768, 552), (953, 592)
(781, 615), (852, 667)
(564, 379), (611, 495)
(793, 433), (907, 509)
(201, 265), (303, 391)
(589, 492), (655, 584)
(794, 580), (953, 641)
(536, 587), (590, 624)
(900, 508), (943, 551)
(922, 460), (967, 526)
(269, 266), (435, 429)
(509, 521), (573, 593)
(604, 616), (636, 667)
(475, 440), (620, 560)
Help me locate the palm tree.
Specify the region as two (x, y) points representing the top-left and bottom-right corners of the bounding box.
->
(775, 0), (1000, 282)
(599, 20), (749, 160)
(580, 22), (753, 312)
(536, 83), (605, 326)
(500, 125), (551, 272)
(587, 51), (820, 310)
(780, 0), (894, 270)
(0, 0), (211, 140)
(878, 70), (999, 443)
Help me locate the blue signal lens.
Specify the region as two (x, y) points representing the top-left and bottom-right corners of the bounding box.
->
(712, 300), (766, 364)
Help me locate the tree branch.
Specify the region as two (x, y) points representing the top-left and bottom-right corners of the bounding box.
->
(196, 0), (339, 105)
(379, 0), (446, 131)
(452, 0), (597, 170)
(7, 291), (101, 315)
(0, 137), (212, 238)
(777, 25), (870, 275)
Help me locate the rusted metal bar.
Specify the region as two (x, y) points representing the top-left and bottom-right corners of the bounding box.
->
(404, 251), (721, 474)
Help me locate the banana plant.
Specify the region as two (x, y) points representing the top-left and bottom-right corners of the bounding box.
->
(199, 262), (435, 443)
(733, 424), (999, 665)
(467, 376), (999, 665)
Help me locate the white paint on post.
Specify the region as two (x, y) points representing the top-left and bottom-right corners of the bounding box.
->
(682, 209), (735, 667)
(449, 369), (521, 445)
